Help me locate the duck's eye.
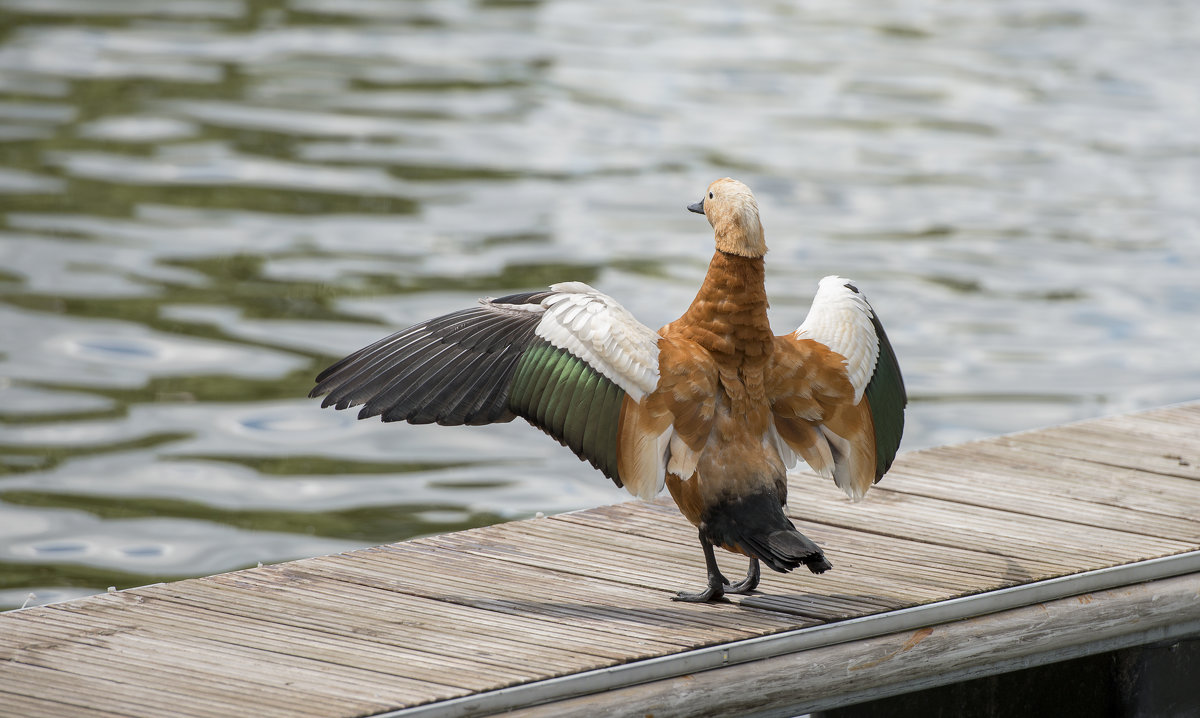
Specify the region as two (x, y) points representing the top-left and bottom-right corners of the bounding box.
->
(708, 192), (714, 199)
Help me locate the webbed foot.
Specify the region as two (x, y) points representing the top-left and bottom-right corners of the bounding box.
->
(672, 579), (728, 603)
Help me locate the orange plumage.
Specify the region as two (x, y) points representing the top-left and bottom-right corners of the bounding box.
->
(311, 178), (906, 602)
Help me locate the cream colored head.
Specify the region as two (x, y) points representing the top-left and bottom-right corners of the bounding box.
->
(686, 178), (766, 258)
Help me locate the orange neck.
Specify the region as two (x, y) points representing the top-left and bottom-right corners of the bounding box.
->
(675, 251), (773, 367)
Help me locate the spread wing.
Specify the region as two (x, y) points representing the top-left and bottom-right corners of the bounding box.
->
(311, 282), (701, 499)
(768, 276), (906, 501)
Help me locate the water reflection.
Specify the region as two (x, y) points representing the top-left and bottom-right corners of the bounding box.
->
(1, 0), (1199, 608)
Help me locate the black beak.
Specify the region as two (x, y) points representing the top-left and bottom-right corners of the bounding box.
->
(687, 199), (705, 215)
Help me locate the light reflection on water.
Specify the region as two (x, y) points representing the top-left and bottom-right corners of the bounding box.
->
(1, 0), (1198, 609)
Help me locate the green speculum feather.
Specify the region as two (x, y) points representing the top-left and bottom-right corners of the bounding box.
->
(509, 340), (625, 485)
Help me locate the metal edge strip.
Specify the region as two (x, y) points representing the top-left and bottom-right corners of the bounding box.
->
(378, 549), (1200, 718)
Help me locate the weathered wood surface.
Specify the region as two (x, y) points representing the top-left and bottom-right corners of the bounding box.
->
(1, 402), (1199, 718)
(504, 572), (1200, 718)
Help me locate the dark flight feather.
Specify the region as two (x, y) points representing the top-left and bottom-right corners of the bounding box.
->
(864, 305), (907, 482)
(311, 292), (628, 486)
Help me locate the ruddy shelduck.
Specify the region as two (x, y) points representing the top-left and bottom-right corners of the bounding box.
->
(311, 178), (906, 602)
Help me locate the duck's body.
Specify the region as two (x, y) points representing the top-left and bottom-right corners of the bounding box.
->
(654, 250), (829, 599)
(311, 178), (906, 602)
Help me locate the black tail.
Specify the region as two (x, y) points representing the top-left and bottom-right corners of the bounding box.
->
(750, 529), (832, 574)
(703, 490), (832, 575)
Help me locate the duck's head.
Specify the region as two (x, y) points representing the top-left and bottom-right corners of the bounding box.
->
(687, 177), (766, 258)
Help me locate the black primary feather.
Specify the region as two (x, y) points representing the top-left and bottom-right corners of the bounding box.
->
(310, 295), (550, 425)
(310, 289), (628, 486)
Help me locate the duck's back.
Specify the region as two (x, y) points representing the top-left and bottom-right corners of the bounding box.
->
(657, 251), (796, 537)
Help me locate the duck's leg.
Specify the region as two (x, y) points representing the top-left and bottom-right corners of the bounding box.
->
(672, 532), (728, 603)
(724, 558), (760, 595)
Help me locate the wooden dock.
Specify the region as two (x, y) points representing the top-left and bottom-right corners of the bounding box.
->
(3, 402), (1200, 717)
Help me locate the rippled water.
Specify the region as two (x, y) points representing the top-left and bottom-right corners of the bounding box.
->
(2, 0), (1198, 609)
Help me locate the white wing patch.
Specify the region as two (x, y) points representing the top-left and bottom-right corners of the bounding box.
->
(795, 276), (880, 404)
(534, 282), (662, 401)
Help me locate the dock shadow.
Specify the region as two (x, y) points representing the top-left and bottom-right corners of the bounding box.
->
(737, 591), (908, 622)
(436, 590), (901, 628)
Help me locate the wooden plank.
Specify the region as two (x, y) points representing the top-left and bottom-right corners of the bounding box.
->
(180, 571), (645, 670)
(503, 571), (1200, 718)
(875, 469), (1200, 543)
(8, 603), (459, 709)
(899, 442), (1200, 523)
(555, 504), (1055, 593)
(780, 476), (1192, 567)
(2, 623), (408, 717)
(5, 637), (359, 718)
(46, 598), (492, 693)
(135, 588), (549, 686)
(6, 607), (441, 712)
(294, 554), (734, 645)
(999, 422), (1200, 481)
(309, 545), (798, 641)
(1092, 405), (1200, 447)
(570, 500), (1062, 587)
(0, 688), (137, 718)
(423, 517), (721, 595)
(437, 514), (948, 615)
(381, 535), (798, 634)
(0, 659), (283, 718)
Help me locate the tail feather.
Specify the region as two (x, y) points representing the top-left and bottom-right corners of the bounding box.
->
(744, 528), (831, 574)
(704, 492), (832, 574)
(703, 488), (832, 576)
